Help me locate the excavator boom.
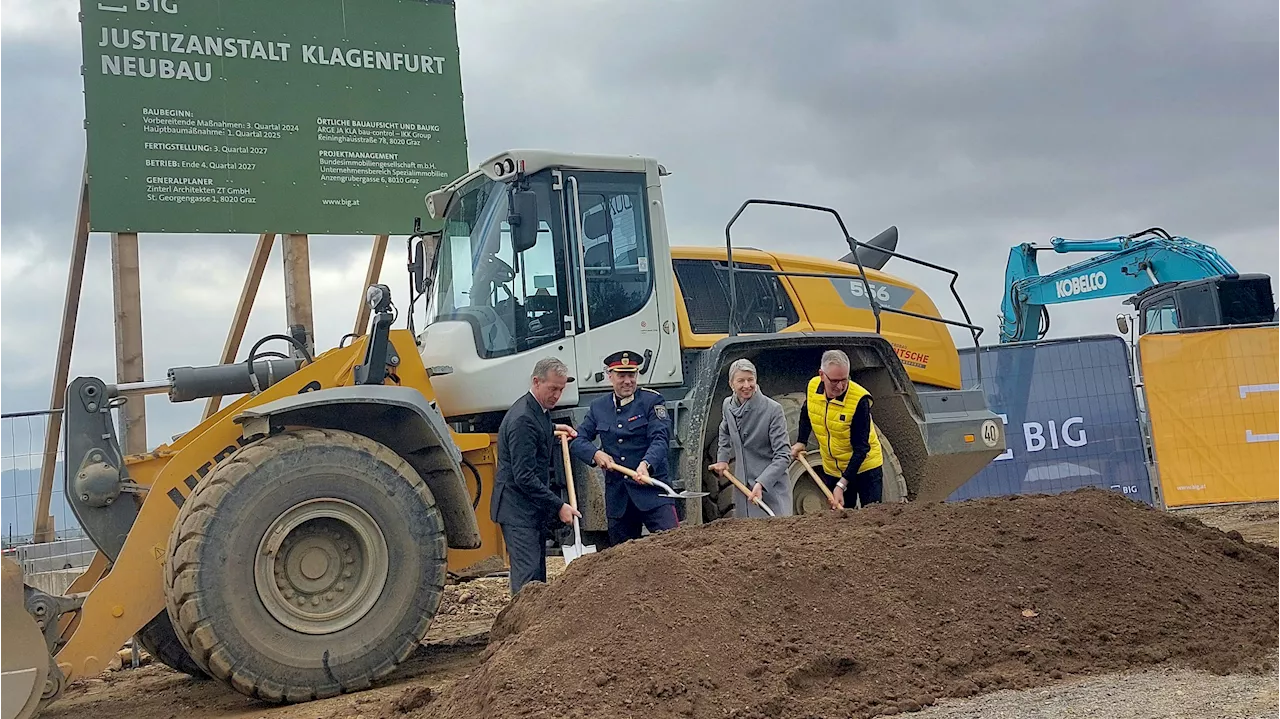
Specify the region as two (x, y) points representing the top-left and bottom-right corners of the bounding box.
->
(999, 227), (1260, 343)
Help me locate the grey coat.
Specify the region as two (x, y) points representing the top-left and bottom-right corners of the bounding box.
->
(717, 391), (793, 518)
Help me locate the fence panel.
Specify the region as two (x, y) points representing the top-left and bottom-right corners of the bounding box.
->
(950, 336), (1153, 505)
(1139, 325), (1279, 507)
(2, 410), (94, 593)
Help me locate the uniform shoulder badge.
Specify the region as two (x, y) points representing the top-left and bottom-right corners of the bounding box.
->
(653, 404), (668, 420)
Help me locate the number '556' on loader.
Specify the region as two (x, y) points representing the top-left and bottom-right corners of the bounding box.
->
(2, 150), (1005, 718)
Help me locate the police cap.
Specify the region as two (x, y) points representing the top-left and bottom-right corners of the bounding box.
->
(603, 350), (643, 373)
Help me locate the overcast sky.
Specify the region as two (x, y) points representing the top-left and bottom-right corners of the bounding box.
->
(2, 0), (1277, 462)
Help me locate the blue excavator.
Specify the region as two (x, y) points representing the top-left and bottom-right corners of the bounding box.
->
(999, 227), (1275, 343)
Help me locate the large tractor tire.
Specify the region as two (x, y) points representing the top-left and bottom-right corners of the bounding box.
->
(700, 437), (737, 522)
(775, 392), (907, 514)
(164, 428), (447, 703)
(134, 611), (208, 678)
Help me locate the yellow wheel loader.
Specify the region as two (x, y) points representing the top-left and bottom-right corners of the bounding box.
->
(2, 150), (1005, 716)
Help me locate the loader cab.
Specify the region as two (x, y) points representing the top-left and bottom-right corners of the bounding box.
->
(1126, 273), (1277, 334)
(415, 151), (683, 424)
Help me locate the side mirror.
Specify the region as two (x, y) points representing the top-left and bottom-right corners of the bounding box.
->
(410, 240), (427, 294)
(1115, 314), (1130, 335)
(509, 190), (539, 254)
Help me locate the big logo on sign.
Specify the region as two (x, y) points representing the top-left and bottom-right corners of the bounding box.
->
(991, 413), (1087, 461)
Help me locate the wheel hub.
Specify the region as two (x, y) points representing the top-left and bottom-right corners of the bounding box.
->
(255, 498), (389, 635)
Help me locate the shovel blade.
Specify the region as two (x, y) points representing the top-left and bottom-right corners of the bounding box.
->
(662, 490), (709, 499)
(648, 478), (710, 500)
(562, 540), (596, 565)
(562, 517), (596, 566)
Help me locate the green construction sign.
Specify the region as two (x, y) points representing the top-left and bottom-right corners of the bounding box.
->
(79, 0), (468, 235)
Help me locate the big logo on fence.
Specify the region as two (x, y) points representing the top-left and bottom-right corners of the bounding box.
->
(951, 336), (1153, 505)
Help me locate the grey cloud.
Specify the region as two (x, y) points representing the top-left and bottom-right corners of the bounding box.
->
(1, 37), (87, 257)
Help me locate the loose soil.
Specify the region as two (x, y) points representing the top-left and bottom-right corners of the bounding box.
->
(41, 496), (1278, 719)
(429, 488), (1278, 719)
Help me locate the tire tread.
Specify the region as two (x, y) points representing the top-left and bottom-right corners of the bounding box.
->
(163, 428), (445, 703)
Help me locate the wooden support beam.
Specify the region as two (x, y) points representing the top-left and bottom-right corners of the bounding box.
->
(111, 232), (146, 455)
(283, 234), (314, 355)
(34, 171), (91, 543)
(353, 234), (390, 336)
(202, 233), (276, 419)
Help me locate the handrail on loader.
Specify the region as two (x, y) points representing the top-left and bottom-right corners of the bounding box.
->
(722, 198), (986, 388)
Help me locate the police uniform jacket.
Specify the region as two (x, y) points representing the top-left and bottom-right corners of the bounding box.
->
(569, 388), (673, 518)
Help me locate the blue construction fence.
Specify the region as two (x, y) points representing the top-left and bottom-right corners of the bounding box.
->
(948, 335), (1155, 505)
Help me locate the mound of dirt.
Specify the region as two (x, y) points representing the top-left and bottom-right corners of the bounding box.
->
(426, 489), (1278, 719)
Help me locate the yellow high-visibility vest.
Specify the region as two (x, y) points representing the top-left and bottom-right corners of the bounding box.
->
(806, 375), (883, 476)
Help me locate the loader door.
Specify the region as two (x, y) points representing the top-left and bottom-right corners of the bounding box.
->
(561, 169), (667, 388)
(422, 172), (583, 415)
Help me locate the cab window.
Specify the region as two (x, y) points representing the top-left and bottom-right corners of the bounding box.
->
(673, 259), (799, 334)
(1143, 300), (1178, 333)
(432, 173), (568, 357)
(571, 172), (653, 328)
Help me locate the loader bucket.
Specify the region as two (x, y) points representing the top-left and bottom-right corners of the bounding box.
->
(2, 556), (50, 719)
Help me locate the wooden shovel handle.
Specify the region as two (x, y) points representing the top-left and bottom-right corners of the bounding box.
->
(797, 453), (837, 502)
(718, 468), (773, 515)
(558, 433), (579, 511)
(609, 463), (649, 484)
(557, 435), (648, 484)
(718, 468), (754, 500)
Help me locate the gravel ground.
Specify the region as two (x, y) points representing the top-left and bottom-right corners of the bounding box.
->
(1174, 501), (1279, 547)
(918, 662), (1279, 719)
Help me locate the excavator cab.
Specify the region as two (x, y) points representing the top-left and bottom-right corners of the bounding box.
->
(1126, 273), (1277, 334)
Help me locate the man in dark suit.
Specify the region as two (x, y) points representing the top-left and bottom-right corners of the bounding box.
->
(569, 350), (677, 545)
(493, 357), (580, 595)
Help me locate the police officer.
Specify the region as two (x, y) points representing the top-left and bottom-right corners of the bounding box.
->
(569, 350), (677, 545)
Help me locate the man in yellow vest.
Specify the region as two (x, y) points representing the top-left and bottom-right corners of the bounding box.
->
(789, 349), (884, 510)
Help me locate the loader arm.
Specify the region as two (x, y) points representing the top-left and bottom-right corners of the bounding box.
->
(999, 227), (1242, 343)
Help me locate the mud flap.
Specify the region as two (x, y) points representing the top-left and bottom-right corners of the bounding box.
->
(2, 557), (50, 719)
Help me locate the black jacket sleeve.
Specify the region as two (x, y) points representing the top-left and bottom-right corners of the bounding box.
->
(510, 415), (564, 517)
(796, 399), (811, 445)
(841, 396), (873, 482)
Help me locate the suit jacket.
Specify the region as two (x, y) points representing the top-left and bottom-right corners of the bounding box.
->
(492, 392), (563, 527)
(569, 388), (673, 518)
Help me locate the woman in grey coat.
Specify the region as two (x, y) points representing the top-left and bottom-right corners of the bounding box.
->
(709, 359), (794, 518)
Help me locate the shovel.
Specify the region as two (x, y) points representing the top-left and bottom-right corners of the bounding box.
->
(557, 433), (596, 565)
(612, 464), (709, 500)
(713, 467), (776, 516)
(797, 454), (840, 509)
